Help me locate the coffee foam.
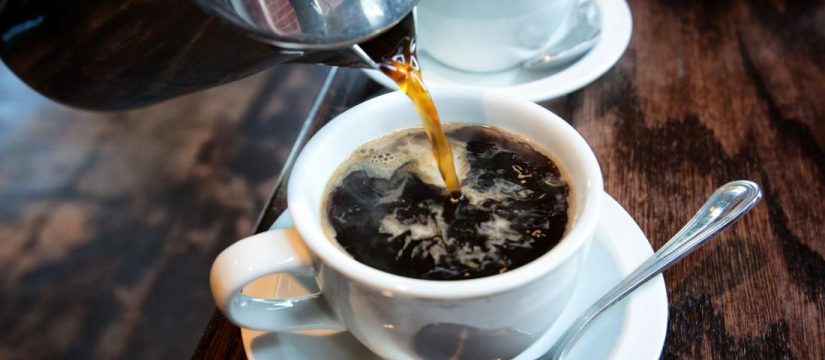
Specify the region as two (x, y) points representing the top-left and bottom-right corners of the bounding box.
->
(332, 127), (472, 189)
(323, 124), (573, 280)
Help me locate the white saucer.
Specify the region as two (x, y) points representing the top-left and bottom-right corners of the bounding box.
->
(241, 193), (667, 359)
(363, 0), (633, 103)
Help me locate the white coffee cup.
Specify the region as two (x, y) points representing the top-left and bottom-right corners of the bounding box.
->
(210, 87), (603, 359)
(416, 0), (580, 73)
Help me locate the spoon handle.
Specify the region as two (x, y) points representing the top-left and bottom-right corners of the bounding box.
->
(543, 180), (762, 360)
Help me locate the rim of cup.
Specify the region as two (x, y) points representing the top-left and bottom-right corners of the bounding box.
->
(288, 86), (603, 299)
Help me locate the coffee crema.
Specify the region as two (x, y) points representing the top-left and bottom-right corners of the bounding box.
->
(374, 35), (462, 197)
(322, 125), (572, 280)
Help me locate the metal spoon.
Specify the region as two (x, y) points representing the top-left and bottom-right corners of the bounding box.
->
(541, 180), (763, 360)
(523, 0), (601, 71)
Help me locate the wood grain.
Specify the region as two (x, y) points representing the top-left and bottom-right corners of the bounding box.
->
(193, 0), (825, 358)
(191, 68), (385, 359)
(0, 63), (332, 359)
(564, 0), (824, 357)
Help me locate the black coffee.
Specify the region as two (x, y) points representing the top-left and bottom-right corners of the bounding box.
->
(323, 125), (571, 280)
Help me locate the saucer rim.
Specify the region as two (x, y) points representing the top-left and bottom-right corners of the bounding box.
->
(362, 0), (633, 102)
(241, 192), (668, 359)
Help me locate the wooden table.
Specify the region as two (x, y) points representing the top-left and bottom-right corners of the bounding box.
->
(193, 0), (825, 357)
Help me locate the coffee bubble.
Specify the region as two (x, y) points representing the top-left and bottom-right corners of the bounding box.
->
(323, 125), (573, 280)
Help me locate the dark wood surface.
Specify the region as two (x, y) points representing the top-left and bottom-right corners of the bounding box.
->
(191, 67), (385, 359)
(0, 63), (338, 358)
(193, 0), (825, 358)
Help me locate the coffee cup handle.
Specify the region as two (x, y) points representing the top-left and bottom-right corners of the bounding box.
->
(209, 229), (342, 332)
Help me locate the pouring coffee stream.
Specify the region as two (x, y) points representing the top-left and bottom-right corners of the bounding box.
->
(372, 36), (463, 198)
(6, 1), (764, 358)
